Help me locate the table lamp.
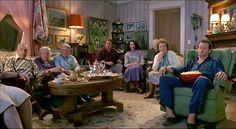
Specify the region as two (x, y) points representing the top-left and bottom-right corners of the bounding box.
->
(69, 14), (84, 43)
(221, 14), (230, 32)
(69, 14), (84, 29)
(210, 14), (220, 34)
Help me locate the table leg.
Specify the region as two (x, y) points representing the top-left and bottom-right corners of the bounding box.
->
(72, 90), (123, 126)
(60, 96), (77, 116)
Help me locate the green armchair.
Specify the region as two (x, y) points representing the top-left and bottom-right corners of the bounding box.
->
(163, 49), (235, 124)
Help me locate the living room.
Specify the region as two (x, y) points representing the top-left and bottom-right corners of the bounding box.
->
(0, 0), (236, 129)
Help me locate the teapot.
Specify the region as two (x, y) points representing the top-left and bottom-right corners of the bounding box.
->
(87, 61), (106, 74)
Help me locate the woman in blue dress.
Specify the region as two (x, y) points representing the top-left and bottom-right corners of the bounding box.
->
(124, 40), (145, 93)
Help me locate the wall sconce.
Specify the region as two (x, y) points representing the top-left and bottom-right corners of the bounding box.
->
(221, 14), (230, 32)
(210, 14), (220, 34)
(69, 14), (84, 29)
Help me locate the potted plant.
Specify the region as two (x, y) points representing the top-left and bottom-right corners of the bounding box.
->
(190, 13), (202, 48)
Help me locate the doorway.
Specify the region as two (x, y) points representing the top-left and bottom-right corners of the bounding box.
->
(155, 8), (180, 53)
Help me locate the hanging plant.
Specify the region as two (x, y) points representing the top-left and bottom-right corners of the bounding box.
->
(190, 13), (202, 31)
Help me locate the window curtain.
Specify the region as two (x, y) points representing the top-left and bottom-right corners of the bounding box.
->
(0, 0), (34, 55)
(32, 0), (48, 56)
(33, 0), (48, 43)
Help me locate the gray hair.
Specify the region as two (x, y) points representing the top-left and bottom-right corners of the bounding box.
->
(39, 46), (51, 55)
(60, 43), (71, 50)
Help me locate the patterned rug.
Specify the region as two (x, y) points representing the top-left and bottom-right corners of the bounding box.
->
(32, 91), (165, 128)
(32, 91), (236, 129)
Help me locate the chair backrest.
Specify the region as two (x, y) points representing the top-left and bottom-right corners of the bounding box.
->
(184, 49), (236, 78)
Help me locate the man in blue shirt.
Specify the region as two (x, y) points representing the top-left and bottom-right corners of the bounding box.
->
(53, 43), (94, 103)
(158, 39), (227, 129)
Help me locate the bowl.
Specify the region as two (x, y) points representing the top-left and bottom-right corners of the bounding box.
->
(180, 71), (202, 84)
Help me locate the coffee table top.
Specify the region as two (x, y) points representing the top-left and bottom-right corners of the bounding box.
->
(48, 76), (123, 96)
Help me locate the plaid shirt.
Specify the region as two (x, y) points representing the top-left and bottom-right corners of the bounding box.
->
(4, 56), (42, 79)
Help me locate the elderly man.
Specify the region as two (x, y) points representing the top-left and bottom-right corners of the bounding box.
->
(3, 43), (48, 120)
(96, 39), (123, 73)
(53, 43), (94, 103)
(159, 39), (227, 129)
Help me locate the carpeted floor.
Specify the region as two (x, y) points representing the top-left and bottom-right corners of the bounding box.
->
(32, 91), (236, 129)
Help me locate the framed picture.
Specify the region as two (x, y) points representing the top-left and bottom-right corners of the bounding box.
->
(88, 17), (108, 53)
(125, 22), (135, 31)
(134, 30), (148, 50)
(125, 31), (134, 41)
(55, 35), (70, 47)
(47, 7), (67, 30)
(45, 34), (54, 47)
(136, 21), (147, 31)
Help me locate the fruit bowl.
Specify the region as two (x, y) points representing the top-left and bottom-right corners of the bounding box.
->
(180, 71), (202, 84)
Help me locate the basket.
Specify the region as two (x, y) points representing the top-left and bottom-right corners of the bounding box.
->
(180, 71), (202, 84)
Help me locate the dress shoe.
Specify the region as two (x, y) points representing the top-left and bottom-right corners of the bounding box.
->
(52, 110), (61, 120)
(32, 102), (49, 120)
(163, 116), (182, 126)
(77, 96), (86, 105)
(81, 95), (95, 103)
(187, 123), (198, 129)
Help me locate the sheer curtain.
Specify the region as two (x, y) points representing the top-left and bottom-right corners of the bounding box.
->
(0, 0), (34, 55)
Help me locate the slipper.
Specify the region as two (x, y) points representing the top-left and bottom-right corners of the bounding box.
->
(163, 116), (182, 126)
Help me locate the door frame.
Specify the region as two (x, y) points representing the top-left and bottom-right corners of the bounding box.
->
(148, 1), (185, 54)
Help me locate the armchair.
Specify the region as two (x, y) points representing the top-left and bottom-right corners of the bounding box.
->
(162, 49), (235, 126)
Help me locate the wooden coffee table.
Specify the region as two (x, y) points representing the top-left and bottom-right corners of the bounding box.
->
(48, 76), (124, 125)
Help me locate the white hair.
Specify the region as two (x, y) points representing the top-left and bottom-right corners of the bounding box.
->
(39, 46), (51, 55)
(60, 43), (71, 50)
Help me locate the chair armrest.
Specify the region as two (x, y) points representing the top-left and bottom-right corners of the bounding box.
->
(213, 78), (232, 92)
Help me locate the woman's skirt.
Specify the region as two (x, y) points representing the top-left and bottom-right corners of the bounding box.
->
(124, 66), (145, 82)
(148, 71), (161, 85)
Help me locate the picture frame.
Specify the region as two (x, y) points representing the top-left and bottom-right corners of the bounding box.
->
(136, 21), (147, 31)
(45, 34), (54, 47)
(125, 22), (135, 31)
(47, 7), (67, 30)
(88, 17), (108, 53)
(55, 35), (70, 47)
(125, 31), (134, 41)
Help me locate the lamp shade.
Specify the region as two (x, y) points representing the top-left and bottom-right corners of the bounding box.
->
(210, 14), (220, 23)
(69, 14), (84, 29)
(221, 14), (230, 22)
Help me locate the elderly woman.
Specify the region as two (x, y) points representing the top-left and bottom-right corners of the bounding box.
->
(0, 60), (32, 129)
(144, 38), (180, 99)
(34, 46), (62, 119)
(124, 40), (145, 93)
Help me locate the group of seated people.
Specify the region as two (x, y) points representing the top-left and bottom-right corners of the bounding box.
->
(0, 37), (228, 129)
(96, 38), (228, 129)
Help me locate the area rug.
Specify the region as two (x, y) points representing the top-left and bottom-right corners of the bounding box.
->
(32, 91), (236, 129)
(33, 91), (165, 128)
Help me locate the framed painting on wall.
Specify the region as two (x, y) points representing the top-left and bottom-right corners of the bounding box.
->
(125, 22), (135, 31)
(47, 7), (67, 30)
(88, 17), (108, 53)
(136, 21), (147, 31)
(55, 35), (70, 47)
(125, 32), (134, 41)
(134, 30), (148, 50)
